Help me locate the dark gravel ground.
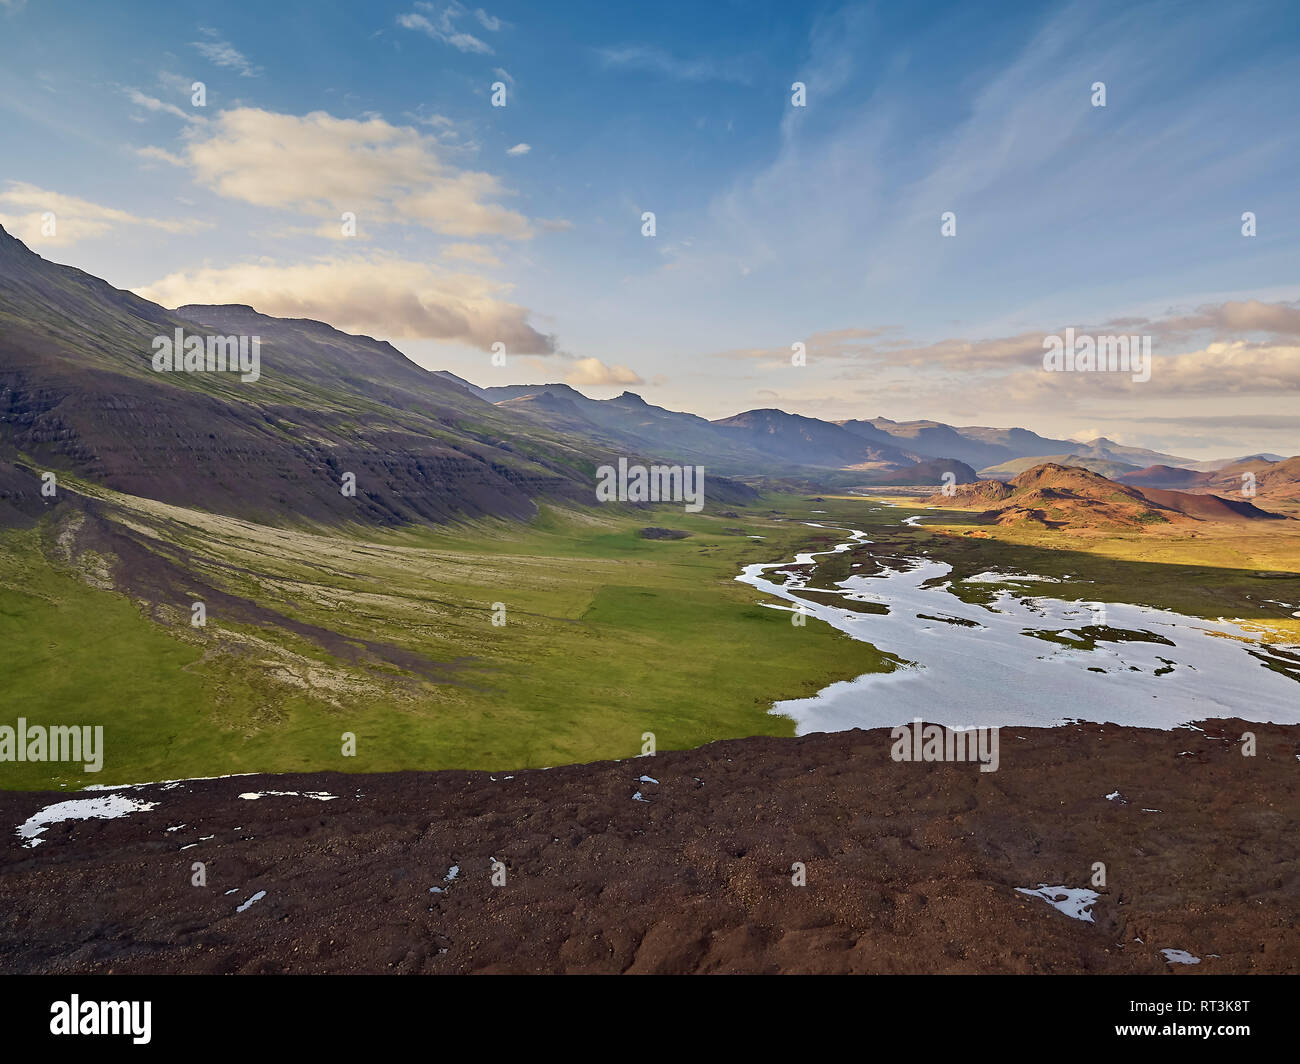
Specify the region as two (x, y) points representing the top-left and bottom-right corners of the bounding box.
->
(1, 719), (1297, 974)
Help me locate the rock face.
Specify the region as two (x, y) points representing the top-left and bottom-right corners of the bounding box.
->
(2, 720), (1297, 974)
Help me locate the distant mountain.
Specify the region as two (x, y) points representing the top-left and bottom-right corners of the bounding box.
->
(853, 458), (980, 486)
(836, 417), (1194, 472)
(1182, 453), (1286, 472)
(432, 370), (490, 401)
(928, 463), (1286, 530)
(1117, 464), (1213, 490)
(981, 454), (1142, 480)
(712, 408), (918, 471)
(1121, 456), (1300, 503)
(841, 418), (1029, 469)
(474, 384), (785, 471)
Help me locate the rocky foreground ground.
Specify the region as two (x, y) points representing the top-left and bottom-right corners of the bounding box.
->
(1, 720), (1297, 974)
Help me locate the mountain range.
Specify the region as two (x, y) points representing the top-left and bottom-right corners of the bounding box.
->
(2, 223), (1295, 533)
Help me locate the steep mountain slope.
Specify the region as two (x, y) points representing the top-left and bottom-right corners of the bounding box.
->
(0, 225), (604, 526)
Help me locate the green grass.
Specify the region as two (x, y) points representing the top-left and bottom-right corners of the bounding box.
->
(0, 492), (889, 789)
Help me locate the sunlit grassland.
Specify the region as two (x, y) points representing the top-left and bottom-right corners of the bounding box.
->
(0, 489), (890, 789)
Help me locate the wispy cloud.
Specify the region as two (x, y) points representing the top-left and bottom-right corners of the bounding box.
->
(397, 2), (504, 55)
(122, 87), (204, 124)
(191, 28), (262, 77)
(0, 181), (208, 246)
(594, 45), (752, 85)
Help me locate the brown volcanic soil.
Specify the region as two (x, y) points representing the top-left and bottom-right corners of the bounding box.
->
(2, 720), (1298, 975)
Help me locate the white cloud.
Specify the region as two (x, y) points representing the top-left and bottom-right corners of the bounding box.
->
(565, 357), (644, 386)
(134, 255), (556, 354)
(442, 242), (502, 267)
(0, 181), (208, 247)
(171, 107), (535, 240)
(505, 143), (530, 156)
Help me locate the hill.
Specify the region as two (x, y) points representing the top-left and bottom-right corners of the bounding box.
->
(981, 453), (1142, 480)
(853, 458), (980, 486)
(928, 463), (1287, 530)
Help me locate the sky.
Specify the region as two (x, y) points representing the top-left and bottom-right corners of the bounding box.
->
(1, 0), (1298, 459)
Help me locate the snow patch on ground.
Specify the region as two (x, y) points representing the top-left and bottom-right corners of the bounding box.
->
(17, 795), (158, 848)
(1015, 885), (1100, 923)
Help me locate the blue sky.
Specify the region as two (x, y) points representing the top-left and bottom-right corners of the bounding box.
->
(2, 0), (1299, 458)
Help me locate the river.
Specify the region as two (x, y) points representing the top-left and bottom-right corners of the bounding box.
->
(737, 517), (1300, 732)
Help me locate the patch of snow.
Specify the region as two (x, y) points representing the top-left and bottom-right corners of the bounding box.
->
(237, 790), (336, 801)
(1015, 885), (1100, 923)
(1160, 948), (1200, 965)
(235, 891), (266, 913)
(17, 795), (158, 848)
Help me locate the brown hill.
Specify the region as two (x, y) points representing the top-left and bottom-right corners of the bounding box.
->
(1119, 464), (1213, 490)
(926, 463), (1286, 530)
(1210, 456), (1300, 503)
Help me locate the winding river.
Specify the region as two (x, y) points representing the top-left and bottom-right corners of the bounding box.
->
(738, 517), (1300, 733)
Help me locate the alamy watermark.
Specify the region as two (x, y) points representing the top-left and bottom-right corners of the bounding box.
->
(890, 719), (1000, 773)
(151, 328), (261, 382)
(596, 457), (704, 512)
(0, 718), (103, 772)
(1043, 328), (1150, 383)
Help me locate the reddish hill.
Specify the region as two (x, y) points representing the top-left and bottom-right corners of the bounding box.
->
(1210, 456), (1300, 503)
(926, 463), (1286, 530)
(1119, 464), (1213, 490)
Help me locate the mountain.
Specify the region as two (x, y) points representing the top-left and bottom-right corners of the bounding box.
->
(1118, 464), (1213, 490)
(927, 463), (1286, 530)
(711, 409), (917, 471)
(837, 417), (1193, 472)
(981, 454), (1142, 480)
(1120, 456), (1300, 504)
(854, 458), (980, 486)
(1182, 453), (1286, 472)
(840, 418), (1029, 469)
(0, 224), (625, 528)
(1209, 456), (1300, 503)
(432, 370), (490, 401)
